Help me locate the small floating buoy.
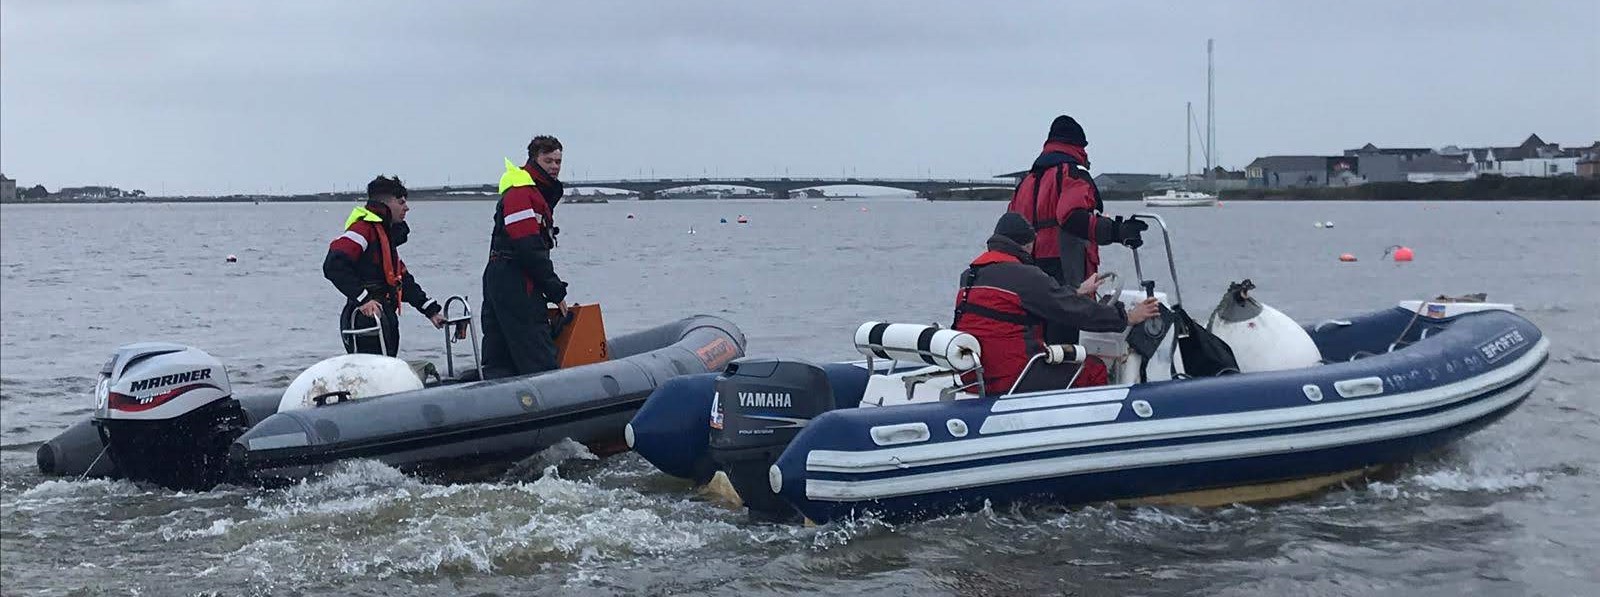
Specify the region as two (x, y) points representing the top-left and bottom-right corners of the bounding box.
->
(1314, 222), (1325, 229)
(811, 205), (819, 210)
(736, 215), (749, 224)
(719, 217), (727, 224)
(626, 213), (636, 220)
(1324, 221), (1335, 228)
(1391, 246), (1414, 262)
(225, 254), (238, 263)
(859, 207), (869, 212)
(1339, 253), (1357, 262)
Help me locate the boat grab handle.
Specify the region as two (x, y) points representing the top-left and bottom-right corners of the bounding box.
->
(341, 311), (390, 356)
(441, 295), (483, 381)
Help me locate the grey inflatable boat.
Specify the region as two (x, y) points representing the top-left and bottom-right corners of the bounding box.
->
(36, 314), (745, 489)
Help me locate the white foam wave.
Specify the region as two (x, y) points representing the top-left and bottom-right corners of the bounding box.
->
(161, 517), (235, 541)
(15, 477), (150, 505)
(223, 458), (750, 580)
(1411, 467), (1543, 493)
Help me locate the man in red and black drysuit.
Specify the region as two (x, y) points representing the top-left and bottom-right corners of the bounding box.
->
(323, 175), (447, 357)
(1006, 115), (1149, 289)
(480, 135), (569, 379)
(953, 213), (1160, 393)
(1006, 115), (1152, 346)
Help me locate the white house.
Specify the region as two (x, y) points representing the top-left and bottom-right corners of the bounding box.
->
(1468, 134), (1582, 178)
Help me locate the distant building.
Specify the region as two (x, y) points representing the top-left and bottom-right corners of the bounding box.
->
(1345, 145), (1475, 183)
(1343, 143), (1434, 159)
(1579, 159), (1600, 179)
(1579, 142), (1600, 179)
(1465, 134), (1583, 178)
(1244, 156), (1356, 188)
(0, 174), (15, 203)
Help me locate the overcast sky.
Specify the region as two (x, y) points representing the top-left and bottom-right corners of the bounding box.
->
(3, 0), (1597, 195)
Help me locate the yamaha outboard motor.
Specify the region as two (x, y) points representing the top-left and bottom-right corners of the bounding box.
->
(708, 357), (834, 521)
(92, 343), (248, 490)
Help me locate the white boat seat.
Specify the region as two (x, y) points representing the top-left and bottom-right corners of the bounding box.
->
(858, 365), (978, 408)
(853, 322), (981, 371)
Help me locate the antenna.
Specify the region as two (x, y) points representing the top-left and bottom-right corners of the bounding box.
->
(1186, 101), (1193, 180)
(1207, 38), (1215, 181)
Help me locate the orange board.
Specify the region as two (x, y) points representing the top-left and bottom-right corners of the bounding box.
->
(547, 303), (609, 368)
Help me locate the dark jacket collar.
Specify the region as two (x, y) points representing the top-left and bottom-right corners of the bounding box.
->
(977, 234), (1035, 264)
(362, 202), (409, 246)
(527, 162), (565, 206)
(1031, 142), (1090, 173)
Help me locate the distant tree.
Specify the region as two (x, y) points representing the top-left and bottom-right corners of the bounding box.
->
(24, 185), (49, 199)
(131, 189), (147, 197)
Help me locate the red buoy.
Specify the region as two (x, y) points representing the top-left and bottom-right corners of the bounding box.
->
(1392, 246), (1414, 262)
(1339, 253), (1357, 262)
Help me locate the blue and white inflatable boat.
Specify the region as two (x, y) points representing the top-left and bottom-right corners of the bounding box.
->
(628, 217), (1548, 523)
(631, 302), (1546, 523)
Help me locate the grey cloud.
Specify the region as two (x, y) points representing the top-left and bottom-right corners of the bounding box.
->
(2, 0), (1596, 195)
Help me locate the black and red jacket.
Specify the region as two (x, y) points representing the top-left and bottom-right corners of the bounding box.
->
(323, 203), (441, 317)
(951, 235), (1128, 392)
(1005, 141), (1121, 285)
(489, 162), (568, 304)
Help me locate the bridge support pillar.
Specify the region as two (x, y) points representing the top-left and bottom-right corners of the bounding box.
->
(639, 190), (657, 201)
(771, 189), (789, 199)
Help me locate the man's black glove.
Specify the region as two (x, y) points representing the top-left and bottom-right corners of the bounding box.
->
(1115, 217), (1149, 248)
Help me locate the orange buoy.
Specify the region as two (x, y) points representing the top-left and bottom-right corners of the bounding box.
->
(1392, 246), (1414, 262)
(1339, 253), (1357, 262)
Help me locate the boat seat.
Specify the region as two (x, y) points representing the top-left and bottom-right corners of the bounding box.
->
(852, 322), (982, 408)
(858, 365), (978, 408)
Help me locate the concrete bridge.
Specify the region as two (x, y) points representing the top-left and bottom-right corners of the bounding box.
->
(415, 176), (1016, 199)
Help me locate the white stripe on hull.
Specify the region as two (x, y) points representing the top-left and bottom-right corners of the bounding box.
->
(804, 368), (1542, 502)
(806, 337), (1547, 475)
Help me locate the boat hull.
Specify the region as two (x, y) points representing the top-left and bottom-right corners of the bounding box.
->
(1143, 197), (1218, 207)
(632, 307), (1546, 523)
(38, 315), (746, 485)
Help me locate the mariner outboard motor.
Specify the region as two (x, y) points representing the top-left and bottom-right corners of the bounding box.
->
(92, 342), (248, 490)
(708, 357), (834, 521)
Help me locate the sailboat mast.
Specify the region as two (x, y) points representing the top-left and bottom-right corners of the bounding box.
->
(1207, 38), (1215, 182)
(1186, 101), (1193, 180)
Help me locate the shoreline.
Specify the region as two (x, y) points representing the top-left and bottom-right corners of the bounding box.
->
(4, 195), (1598, 205)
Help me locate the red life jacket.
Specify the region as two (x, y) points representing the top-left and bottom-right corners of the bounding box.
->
(1005, 142), (1102, 277)
(951, 250), (1045, 393)
(952, 249), (1111, 393)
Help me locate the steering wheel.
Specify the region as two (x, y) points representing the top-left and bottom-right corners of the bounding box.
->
(1096, 272), (1125, 305)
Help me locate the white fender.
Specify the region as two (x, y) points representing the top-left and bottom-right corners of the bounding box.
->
(278, 354), (423, 412)
(1210, 300), (1321, 373)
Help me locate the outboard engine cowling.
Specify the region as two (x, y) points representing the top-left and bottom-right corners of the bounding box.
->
(92, 343), (248, 490)
(708, 357), (833, 520)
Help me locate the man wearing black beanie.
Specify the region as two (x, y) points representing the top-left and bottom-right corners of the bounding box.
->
(1006, 115), (1148, 290)
(1005, 115), (1150, 350)
(953, 213), (1160, 392)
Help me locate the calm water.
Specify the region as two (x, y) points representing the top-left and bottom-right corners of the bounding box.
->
(2, 199), (1597, 596)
